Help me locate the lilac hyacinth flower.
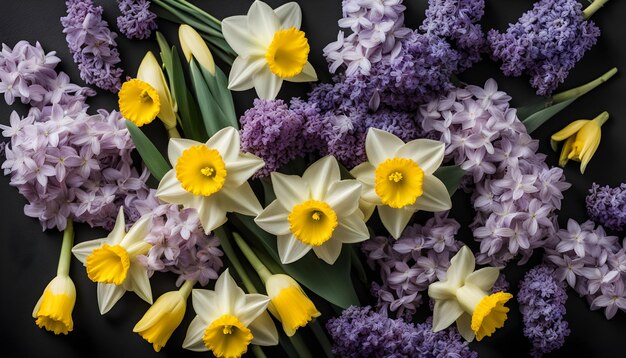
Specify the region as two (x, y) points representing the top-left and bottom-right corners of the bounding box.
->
(487, 0), (600, 95)
(586, 183), (626, 231)
(117, 0), (158, 40)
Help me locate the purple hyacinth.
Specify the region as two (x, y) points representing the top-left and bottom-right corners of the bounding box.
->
(518, 265), (570, 357)
(326, 306), (477, 358)
(117, 0), (158, 40)
(487, 0), (600, 95)
(239, 99), (306, 178)
(586, 183), (626, 231)
(61, 0), (124, 92)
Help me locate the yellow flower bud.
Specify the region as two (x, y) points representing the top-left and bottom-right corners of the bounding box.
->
(265, 274), (320, 336)
(179, 24), (216, 75)
(137, 51), (178, 131)
(32, 275), (76, 335)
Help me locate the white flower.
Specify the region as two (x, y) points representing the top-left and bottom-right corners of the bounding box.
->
(156, 127), (265, 234)
(255, 155), (369, 264)
(222, 1), (318, 99)
(72, 208), (153, 314)
(182, 269), (278, 356)
(350, 128), (452, 239)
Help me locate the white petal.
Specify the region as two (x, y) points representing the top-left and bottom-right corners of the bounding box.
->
(156, 170), (191, 206)
(333, 212), (369, 244)
(312, 238), (343, 264)
(350, 162), (375, 185)
(325, 180), (362, 215)
(120, 214), (152, 249)
(302, 155), (340, 200)
(97, 283), (126, 315)
(428, 281), (456, 301)
(182, 315), (209, 352)
(253, 68), (283, 100)
(277, 234), (312, 264)
(215, 269), (246, 315)
(195, 196), (228, 234)
(445, 246), (475, 286)
(108, 207), (127, 243)
(255, 200), (291, 236)
(206, 127), (240, 163)
(225, 153), (265, 188)
(394, 139), (445, 175)
(220, 184), (263, 216)
(221, 15), (265, 57)
(228, 56), (266, 91)
(237, 293), (270, 326)
(360, 200), (376, 221)
(378, 205), (414, 239)
(365, 128), (404, 166)
(168, 138), (200, 166)
(412, 174), (452, 212)
(249, 311), (279, 346)
(456, 313), (475, 342)
(247, 0), (280, 46)
(191, 289), (220, 323)
(465, 267), (501, 292)
(432, 299), (463, 332)
(275, 2), (302, 29)
(286, 62), (317, 83)
(271, 172), (310, 211)
(124, 260), (153, 304)
(72, 239), (106, 264)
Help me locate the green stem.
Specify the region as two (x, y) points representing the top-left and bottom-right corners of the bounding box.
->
(251, 346), (267, 358)
(152, 0), (223, 38)
(256, 249), (285, 275)
(177, 0), (223, 27)
(159, 0), (223, 31)
(233, 232), (272, 283)
(583, 0), (610, 19)
(310, 320), (334, 358)
(551, 67), (618, 103)
(215, 227), (258, 293)
(179, 279), (195, 299)
(166, 126), (181, 138)
(57, 219), (74, 277)
(593, 111), (610, 127)
(288, 332), (313, 358)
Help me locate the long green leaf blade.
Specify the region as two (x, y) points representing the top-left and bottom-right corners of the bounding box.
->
(433, 164), (465, 196)
(522, 98), (577, 134)
(125, 120), (171, 181)
(189, 59), (227, 137)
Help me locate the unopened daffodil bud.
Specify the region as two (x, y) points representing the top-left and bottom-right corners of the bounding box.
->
(265, 274), (320, 337)
(32, 275), (76, 335)
(137, 51), (178, 135)
(551, 111), (609, 174)
(179, 24), (216, 75)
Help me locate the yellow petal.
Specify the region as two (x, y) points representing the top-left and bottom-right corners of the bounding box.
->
(33, 275), (76, 335)
(179, 24), (216, 75)
(550, 119), (589, 142)
(558, 136), (575, 167)
(134, 290), (187, 352)
(137, 51), (177, 128)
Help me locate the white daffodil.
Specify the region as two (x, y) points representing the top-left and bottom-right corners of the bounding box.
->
(428, 246), (513, 342)
(156, 127), (265, 234)
(72, 208), (153, 315)
(222, 1), (318, 100)
(350, 128), (452, 239)
(255, 155), (369, 264)
(182, 269), (279, 357)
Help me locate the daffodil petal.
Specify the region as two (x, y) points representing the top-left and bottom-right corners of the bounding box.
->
(558, 136), (575, 167)
(195, 196), (228, 234)
(312, 238), (343, 264)
(156, 170), (190, 205)
(365, 128), (405, 166)
(168, 138), (199, 166)
(274, 2), (302, 29)
(109, 207), (127, 242)
(428, 281), (456, 301)
(302, 155), (340, 200)
(324, 180), (362, 215)
(182, 315), (209, 352)
(432, 299), (463, 332)
(215, 269), (247, 315)
(394, 139), (445, 175)
(237, 294), (270, 326)
(277, 234), (312, 264)
(360, 200), (376, 221)
(378, 205), (413, 239)
(350, 162), (375, 185)
(191, 289), (220, 324)
(247, 0), (280, 46)
(124, 260), (153, 304)
(286, 62), (317, 83)
(253, 68), (283, 100)
(120, 214), (152, 249)
(456, 313), (475, 342)
(465, 267), (501, 292)
(271, 172), (310, 211)
(206, 127), (240, 163)
(249, 311), (279, 346)
(97, 283), (125, 315)
(580, 131), (601, 174)
(221, 15), (265, 57)
(551, 120), (589, 141)
(228, 56), (266, 91)
(225, 153), (265, 188)
(218, 184), (263, 216)
(72, 239), (106, 264)
(333, 212), (369, 244)
(411, 174), (452, 212)
(255, 200), (291, 236)
(445, 246), (475, 286)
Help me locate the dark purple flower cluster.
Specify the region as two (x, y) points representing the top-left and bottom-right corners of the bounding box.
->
(361, 214), (462, 318)
(545, 219), (626, 320)
(586, 183), (626, 231)
(61, 0), (124, 92)
(487, 0), (600, 95)
(326, 306), (477, 358)
(117, 0), (158, 40)
(518, 265), (570, 357)
(420, 79), (571, 265)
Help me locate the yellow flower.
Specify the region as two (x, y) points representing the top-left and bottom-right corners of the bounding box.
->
(265, 274), (320, 337)
(428, 246), (512, 342)
(118, 78), (161, 127)
(32, 275), (76, 335)
(551, 111), (609, 174)
(179, 24), (216, 75)
(133, 281), (194, 352)
(137, 51), (178, 135)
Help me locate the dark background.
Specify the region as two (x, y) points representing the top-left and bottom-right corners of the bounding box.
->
(1, 0), (624, 357)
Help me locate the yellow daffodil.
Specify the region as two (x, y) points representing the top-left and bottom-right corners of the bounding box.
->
(72, 208), (153, 314)
(350, 128), (452, 239)
(118, 78), (161, 127)
(265, 274), (320, 337)
(551, 111), (609, 174)
(134, 280), (195, 352)
(255, 155), (369, 264)
(428, 246), (512, 342)
(182, 269), (279, 357)
(179, 24), (216, 75)
(222, 1), (318, 99)
(156, 127), (265, 234)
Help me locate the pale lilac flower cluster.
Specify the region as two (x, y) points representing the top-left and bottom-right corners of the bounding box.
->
(326, 306), (476, 358)
(487, 0), (600, 95)
(545, 219), (626, 320)
(518, 265), (570, 357)
(61, 0), (124, 92)
(323, 0), (411, 76)
(420, 79), (571, 265)
(117, 0), (158, 40)
(586, 183), (626, 232)
(361, 214), (462, 318)
(131, 189), (224, 287)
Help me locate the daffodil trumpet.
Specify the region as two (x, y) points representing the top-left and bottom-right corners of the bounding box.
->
(551, 111), (609, 174)
(428, 246), (513, 342)
(134, 280), (195, 352)
(33, 219), (76, 335)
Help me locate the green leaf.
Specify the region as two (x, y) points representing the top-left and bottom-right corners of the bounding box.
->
(516, 100), (551, 121)
(231, 214), (360, 309)
(125, 120), (171, 181)
(433, 165), (465, 196)
(522, 98), (577, 134)
(214, 66), (238, 128)
(189, 59), (228, 137)
(170, 47), (206, 141)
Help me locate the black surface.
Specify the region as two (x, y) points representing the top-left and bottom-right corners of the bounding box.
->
(1, 1), (625, 357)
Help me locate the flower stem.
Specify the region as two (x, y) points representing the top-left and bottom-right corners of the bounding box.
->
(57, 219), (75, 277)
(179, 279), (196, 299)
(215, 227), (258, 293)
(583, 0), (610, 19)
(551, 67), (618, 103)
(166, 126), (181, 138)
(251, 345), (267, 358)
(233, 232), (272, 283)
(593, 111), (610, 127)
(288, 332), (313, 358)
(310, 319), (334, 358)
